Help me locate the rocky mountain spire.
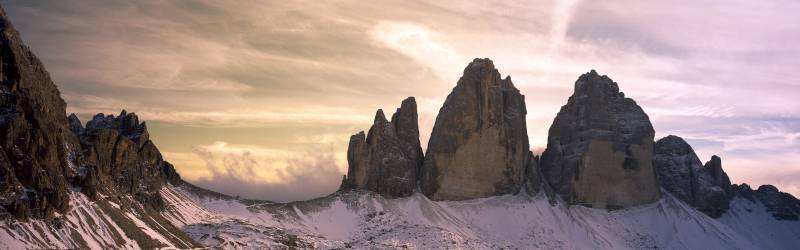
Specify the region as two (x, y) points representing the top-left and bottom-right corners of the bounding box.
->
(653, 135), (731, 217)
(344, 97), (422, 197)
(391, 97), (424, 169)
(540, 70), (660, 209)
(704, 155), (732, 195)
(419, 58), (529, 201)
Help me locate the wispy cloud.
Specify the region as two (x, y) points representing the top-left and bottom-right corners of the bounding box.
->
(369, 20), (466, 83)
(4, 0), (800, 198)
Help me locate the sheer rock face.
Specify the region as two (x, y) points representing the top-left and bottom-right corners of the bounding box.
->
(345, 97), (422, 197)
(70, 111), (169, 210)
(420, 58), (529, 201)
(653, 135), (731, 217)
(540, 70), (659, 209)
(0, 6), (76, 219)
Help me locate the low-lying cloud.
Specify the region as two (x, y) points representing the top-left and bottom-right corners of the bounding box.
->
(185, 142), (344, 202)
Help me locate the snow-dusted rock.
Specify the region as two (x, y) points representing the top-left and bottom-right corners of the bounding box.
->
(734, 184), (800, 220)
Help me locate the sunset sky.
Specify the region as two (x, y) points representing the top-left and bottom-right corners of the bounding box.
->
(3, 0), (799, 202)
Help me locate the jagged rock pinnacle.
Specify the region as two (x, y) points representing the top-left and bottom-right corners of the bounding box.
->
(419, 58), (530, 201)
(345, 97), (422, 197)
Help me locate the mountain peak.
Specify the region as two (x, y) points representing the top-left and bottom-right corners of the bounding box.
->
(655, 135), (696, 156)
(541, 70), (659, 209)
(421, 58), (529, 201)
(373, 109), (387, 124)
(465, 58), (495, 72)
(574, 69), (622, 98)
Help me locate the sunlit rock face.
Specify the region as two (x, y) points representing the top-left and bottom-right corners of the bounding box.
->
(540, 70), (660, 209)
(654, 135), (732, 217)
(419, 58), (529, 201)
(344, 97), (423, 197)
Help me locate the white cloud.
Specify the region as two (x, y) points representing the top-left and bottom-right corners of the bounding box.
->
(369, 20), (466, 83)
(183, 141), (344, 202)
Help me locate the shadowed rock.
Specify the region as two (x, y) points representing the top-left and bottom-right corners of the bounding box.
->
(420, 58), (529, 201)
(540, 70), (660, 209)
(524, 152), (544, 196)
(0, 6), (76, 220)
(344, 97), (422, 197)
(654, 135), (731, 217)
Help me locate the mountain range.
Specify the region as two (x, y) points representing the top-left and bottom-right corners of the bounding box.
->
(0, 4), (798, 249)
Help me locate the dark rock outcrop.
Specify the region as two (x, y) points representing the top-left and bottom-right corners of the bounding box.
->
(0, 6), (76, 220)
(420, 58), (529, 201)
(653, 135), (731, 217)
(344, 97), (422, 197)
(734, 184), (800, 220)
(524, 152), (543, 196)
(70, 111), (171, 210)
(540, 70), (660, 209)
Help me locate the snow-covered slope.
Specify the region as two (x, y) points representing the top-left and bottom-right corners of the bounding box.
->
(719, 197), (800, 250)
(163, 185), (800, 249)
(2, 184), (797, 249)
(0, 191), (198, 249)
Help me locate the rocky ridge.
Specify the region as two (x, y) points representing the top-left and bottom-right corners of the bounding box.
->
(652, 135), (799, 220)
(734, 184), (800, 220)
(653, 135), (732, 217)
